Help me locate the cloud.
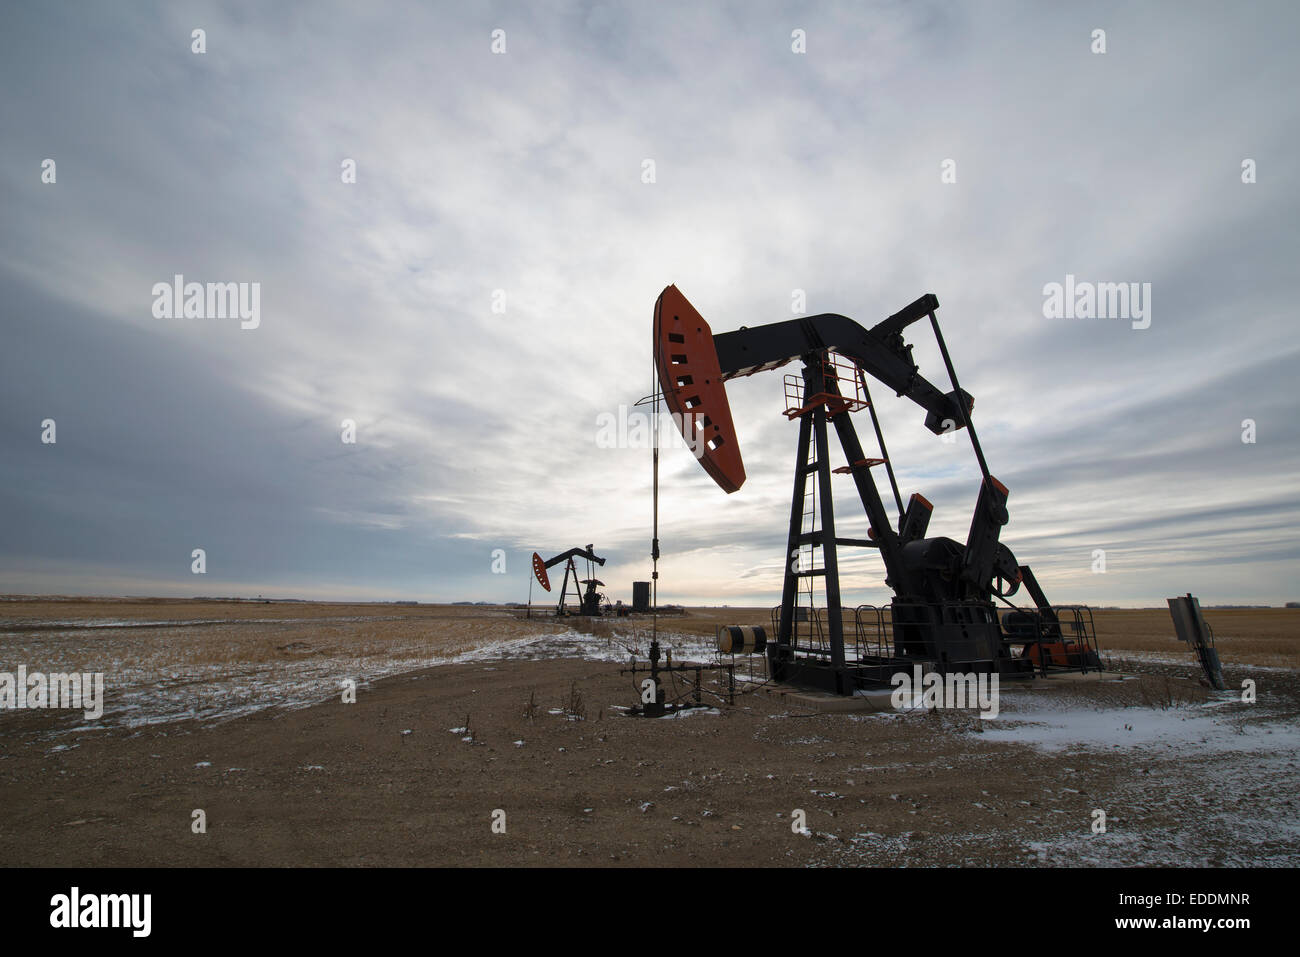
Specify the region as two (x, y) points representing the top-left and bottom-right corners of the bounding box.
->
(0, 1), (1296, 607)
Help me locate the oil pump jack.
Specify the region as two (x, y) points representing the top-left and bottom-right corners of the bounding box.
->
(531, 545), (607, 617)
(653, 285), (1100, 695)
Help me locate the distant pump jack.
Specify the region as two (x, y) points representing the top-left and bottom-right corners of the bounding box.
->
(530, 545), (607, 617)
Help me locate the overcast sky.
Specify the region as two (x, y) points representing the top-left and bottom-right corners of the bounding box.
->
(1, 1), (1296, 608)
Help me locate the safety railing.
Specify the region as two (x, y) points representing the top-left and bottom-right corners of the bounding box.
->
(853, 604), (892, 659)
(1001, 603), (1101, 673)
(782, 352), (870, 419)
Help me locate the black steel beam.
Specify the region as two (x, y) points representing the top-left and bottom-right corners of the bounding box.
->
(712, 311), (970, 436)
(777, 412), (813, 654)
(812, 390), (847, 675)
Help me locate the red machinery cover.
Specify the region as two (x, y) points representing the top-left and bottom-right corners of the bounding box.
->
(531, 552), (551, 591)
(653, 285), (746, 493)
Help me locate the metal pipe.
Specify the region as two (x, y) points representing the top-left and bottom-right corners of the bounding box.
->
(927, 312), (992, 492)
(856, 367), (905, 520)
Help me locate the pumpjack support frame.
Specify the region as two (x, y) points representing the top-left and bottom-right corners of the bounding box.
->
(652, 285), (1100, 694)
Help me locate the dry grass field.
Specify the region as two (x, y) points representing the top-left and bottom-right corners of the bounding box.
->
(4, 597), (1292, 678)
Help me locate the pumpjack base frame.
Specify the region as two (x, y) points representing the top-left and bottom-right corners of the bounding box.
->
(768, 649), (1039, 696)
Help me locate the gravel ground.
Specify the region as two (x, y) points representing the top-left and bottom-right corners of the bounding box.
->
(2, 626), (1296, 867)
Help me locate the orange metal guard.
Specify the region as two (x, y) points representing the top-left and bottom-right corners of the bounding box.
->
(653, 285), (746, 493)
(531, 552), (551, 591)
